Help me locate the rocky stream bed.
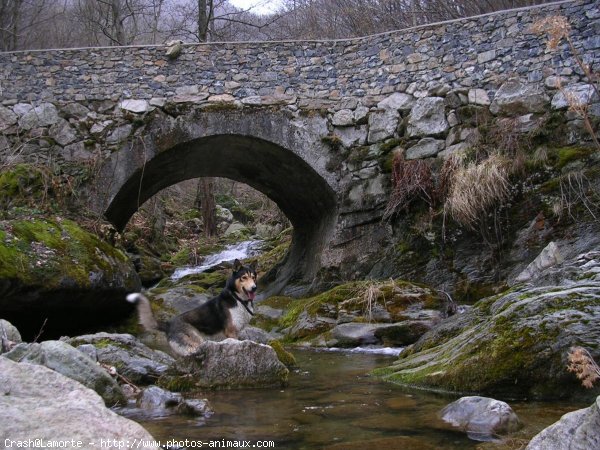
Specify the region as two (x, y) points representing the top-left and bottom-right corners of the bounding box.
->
(1, 232), (600, 448)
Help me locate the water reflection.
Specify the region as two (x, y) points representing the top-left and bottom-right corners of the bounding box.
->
(129, 349), (583, 449)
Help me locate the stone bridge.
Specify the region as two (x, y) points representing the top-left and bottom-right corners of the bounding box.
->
(0, 0), (598, 294)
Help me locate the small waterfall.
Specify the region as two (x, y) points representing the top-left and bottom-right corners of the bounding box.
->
(171, 240), (263, 280)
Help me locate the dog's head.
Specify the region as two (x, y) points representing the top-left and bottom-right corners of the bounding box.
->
(231, 259), (257, 301)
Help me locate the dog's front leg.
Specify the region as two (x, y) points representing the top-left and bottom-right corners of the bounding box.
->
(224, 324), (239, 340)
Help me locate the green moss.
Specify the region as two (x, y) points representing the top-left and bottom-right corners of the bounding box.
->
(157, 374), (198, 392)
(260, 295), (294, 309)
(454, 279), (505, 305)
(170, 248), (191, 266)
(0, 164), (45, 209)
(181, 209), (201, 220)
(199, 102), (241, 112)
(549, 146), (595, 169)
(0, 217), (133, 289)
(322, 134), (343, 151)
(347, 146), (371, 164)
(269, 340), (297, 367)
(379, 138), (403, 153)
(183, 271), (227, 289)
(380, 151), (396, 173)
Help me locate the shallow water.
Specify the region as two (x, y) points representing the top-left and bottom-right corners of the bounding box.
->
(171, 240), (263, 280)
(129, 349), (584, 449)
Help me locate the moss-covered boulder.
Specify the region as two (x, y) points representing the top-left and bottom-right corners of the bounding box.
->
(134, 253), (166, 287)
(265, 279), (447, 345)
(0, 217), (140, 339)
(373, 255), (600, 400)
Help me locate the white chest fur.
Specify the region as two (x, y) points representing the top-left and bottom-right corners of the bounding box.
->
(229, 301), (253, 330)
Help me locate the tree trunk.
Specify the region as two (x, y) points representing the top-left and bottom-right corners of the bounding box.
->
(110, 0), (125, 45)
(196, 178), (217, 237)
(198, 0), (209, 42)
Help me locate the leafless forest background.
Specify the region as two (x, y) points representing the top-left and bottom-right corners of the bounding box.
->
(2, 0), (554, 51)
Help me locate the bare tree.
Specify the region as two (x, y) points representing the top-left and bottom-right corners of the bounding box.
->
(0, 0), (69, 51)
(269, 0), (555, 40)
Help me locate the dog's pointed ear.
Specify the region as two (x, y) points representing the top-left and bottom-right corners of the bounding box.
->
(233, 259), (242, 272)
(250, 260), (257, 273)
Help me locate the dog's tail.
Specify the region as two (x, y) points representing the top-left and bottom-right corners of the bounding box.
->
(126, 293), (160, 331)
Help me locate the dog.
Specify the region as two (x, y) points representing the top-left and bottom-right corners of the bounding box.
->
(127, 259), (257, 357)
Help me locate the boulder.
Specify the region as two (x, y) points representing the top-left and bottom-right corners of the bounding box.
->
(3, 340), (125, 405)
(514, 241), (563, 284)
(526, 395), (600, 450)
(407, 97), (449, 137)
(224, 222), (250, 237)
(66, 333), (176, 385)
(287, 310), (337, 340)
(374, 254), (600, 400)
(332, 109), (354, 126)
(0, 319), (22, 354)
(367, 110), (399, 143)
(0, 357), (159, 448)
(176, 339), (289, 389)
(0, 105), (18, 131)
(133, 253), (166, 287)
(120, 99), (151, 114)
(216, 205), (234, 222)
(354, 105), (370, 123)
(335, 125), (368, 148)
(239, 325), (278, 344)
(331, 323), (382, 347)
(377, 93), (415, 112)
(18, 103), (60, 130)
(468, 89), (491, 106)
(490, 79), (549, 116)
(138, 385), (181, 409)
(106, 123), (133, 144)
(440, 396), (522, 440)
(136, 385), (213, 418)
(62, 102), (90, 119)
(49, 118), (77, 146)
(405, 138), (445, 159)
(551, 83), (599, 110)
(278, 279), (446, 345)
(374, 319), (438, 346)
(0, 217), (141, 339)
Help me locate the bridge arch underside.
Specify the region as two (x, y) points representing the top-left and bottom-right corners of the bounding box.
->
(104, 134), (338, 295)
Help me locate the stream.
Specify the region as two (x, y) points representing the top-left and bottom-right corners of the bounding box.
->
(127, 349), (582, 449)
(171, 240), (264, 280)
(126, 240), (585, 448)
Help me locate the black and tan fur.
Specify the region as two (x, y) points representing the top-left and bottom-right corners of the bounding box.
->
(127, 259), (257, 357)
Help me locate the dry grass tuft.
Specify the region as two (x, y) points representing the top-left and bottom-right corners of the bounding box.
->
(444, 153), (511, 229)
(567, 346), (600, 388)
(554, 170), (600, 221)
(530, 15), (571, 51)
(384, 152), (434, 220)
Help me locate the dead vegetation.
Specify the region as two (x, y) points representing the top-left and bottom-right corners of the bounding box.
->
(444, 153), (512, 229)
(567, 346), (600, 388)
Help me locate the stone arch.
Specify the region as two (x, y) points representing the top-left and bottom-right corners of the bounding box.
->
(92, 108), (339, 294)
